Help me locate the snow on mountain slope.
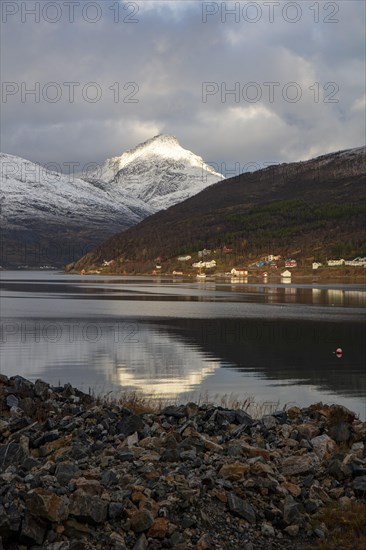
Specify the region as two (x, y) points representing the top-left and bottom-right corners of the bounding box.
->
(0, 135), (223, 265)
(0, 153), (153, 229)
(0, 153), (154, 265)
(87, 135), (224, 210)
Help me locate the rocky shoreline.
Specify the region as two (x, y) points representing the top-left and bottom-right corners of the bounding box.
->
(1, 375), (365, 550)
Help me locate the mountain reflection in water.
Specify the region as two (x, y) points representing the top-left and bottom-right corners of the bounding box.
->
(0, 272), (365, 418)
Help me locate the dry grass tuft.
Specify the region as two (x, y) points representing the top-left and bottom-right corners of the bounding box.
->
(94, 389), (281, 418)
(306, 502), (366, 550)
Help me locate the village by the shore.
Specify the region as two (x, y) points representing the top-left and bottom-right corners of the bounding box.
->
(72, 252), (366, 280)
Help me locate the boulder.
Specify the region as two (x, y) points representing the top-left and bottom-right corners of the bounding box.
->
(227, 493), (256, 523)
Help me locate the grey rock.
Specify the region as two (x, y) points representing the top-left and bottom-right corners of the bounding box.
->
(215, 409), (236, 426)
(69, 444), (89, 460)
(262, 415), (278, 430)
(160, 448), (180, 462)
(227, 493), (256, 523)
(161, 405), (186, 418)
(305, 500), (320, 514)
(170, 531), (185, 545)
(0, 506), (10, 540)
(299, 438), (312, 451)
(10, 375), (34, 396)
(0, 441), (29, 467)
(63, 519), (94, 539)
(235, 409), (253, 426)
(118, 450), (134, 462)
(353, 475), (366, 495)
(8, 415), (30, 433)
(132, 534), (148, 550)
(283, 502), (303, 525)
(108, 502), (124, 520)
(63, 383), (75, 397)
(69, 492), (108, 524)
(6, 394), (18, 408)
(19, 397), (38, 416)
(117, 414), (145, 436)
(22, 456), (40, 471)
(34, 378), (51, 398)
(130, 509), (154, 533)
(20, 512), (47, 545)
(328, 459), (352, 481)
(281, 454), (319, 476)
(352, 465), (366, 477)
(5, 503), (21, 535)
(181, 516), (197, 528)
(227, 445), (243, 457)
(44, 430), (60, 443)
(178, 436), (204, 452)
(261, 522), (275, 537)
(102, 468), (119, 487)
(55, 462), (80, 485)
(25, 488), (69, 522)
(180, 448), (196, 461)
(302, 474), (314, 488)
(46, 543), (70, 550)
(271, 411), (288, 424)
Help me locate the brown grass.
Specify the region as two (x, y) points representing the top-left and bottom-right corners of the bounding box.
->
(305, 502), (366, 550)
(95, 389), (281, 418)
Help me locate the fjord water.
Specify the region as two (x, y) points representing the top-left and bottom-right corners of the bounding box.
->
(0, 271), (365, 418)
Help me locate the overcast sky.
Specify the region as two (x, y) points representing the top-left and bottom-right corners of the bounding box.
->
(1, 0), (365, 175)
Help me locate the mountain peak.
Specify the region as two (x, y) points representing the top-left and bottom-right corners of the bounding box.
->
(94, 134), (223, 183)
(118, 133), (187, 165)
(145, 134), (179, 145)
(85, 135), (224, 209)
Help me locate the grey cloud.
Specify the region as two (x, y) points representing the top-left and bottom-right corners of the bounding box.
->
(1, 0), (364, 171)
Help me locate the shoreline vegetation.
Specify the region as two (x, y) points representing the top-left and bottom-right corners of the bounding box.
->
(1, 375), (365, 549)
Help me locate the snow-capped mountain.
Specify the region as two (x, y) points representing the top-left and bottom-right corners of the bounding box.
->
(0, 135), (223, 266)
(86, 134), (224, 210)
(0, 153), (154, 266)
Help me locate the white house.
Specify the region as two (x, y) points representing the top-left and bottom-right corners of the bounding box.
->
(312, 262), (322, 270)
(193, 260), (216, 269)
(231, 267), (248, 277)
(103, 259), (115, 267)
(198, 249), (211, 258)
(204, 260), (216, 269)
(327, 259), (345, 266)
(345, 257), (366, 267)
(281, 270), (292, 278)
(178, 255), (191, 261)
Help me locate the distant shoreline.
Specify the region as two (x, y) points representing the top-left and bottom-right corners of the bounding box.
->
(66, 267), (366, 282)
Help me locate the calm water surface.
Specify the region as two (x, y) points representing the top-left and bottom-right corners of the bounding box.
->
(1, 271), (365, 418)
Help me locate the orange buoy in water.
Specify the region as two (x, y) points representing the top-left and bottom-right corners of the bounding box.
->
(335, 347), (343, 358)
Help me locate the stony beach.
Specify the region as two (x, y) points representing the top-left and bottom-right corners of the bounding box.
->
(0, 374), (365, 550)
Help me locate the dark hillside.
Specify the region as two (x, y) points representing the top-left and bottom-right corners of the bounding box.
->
(68, 147), (366, 272)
